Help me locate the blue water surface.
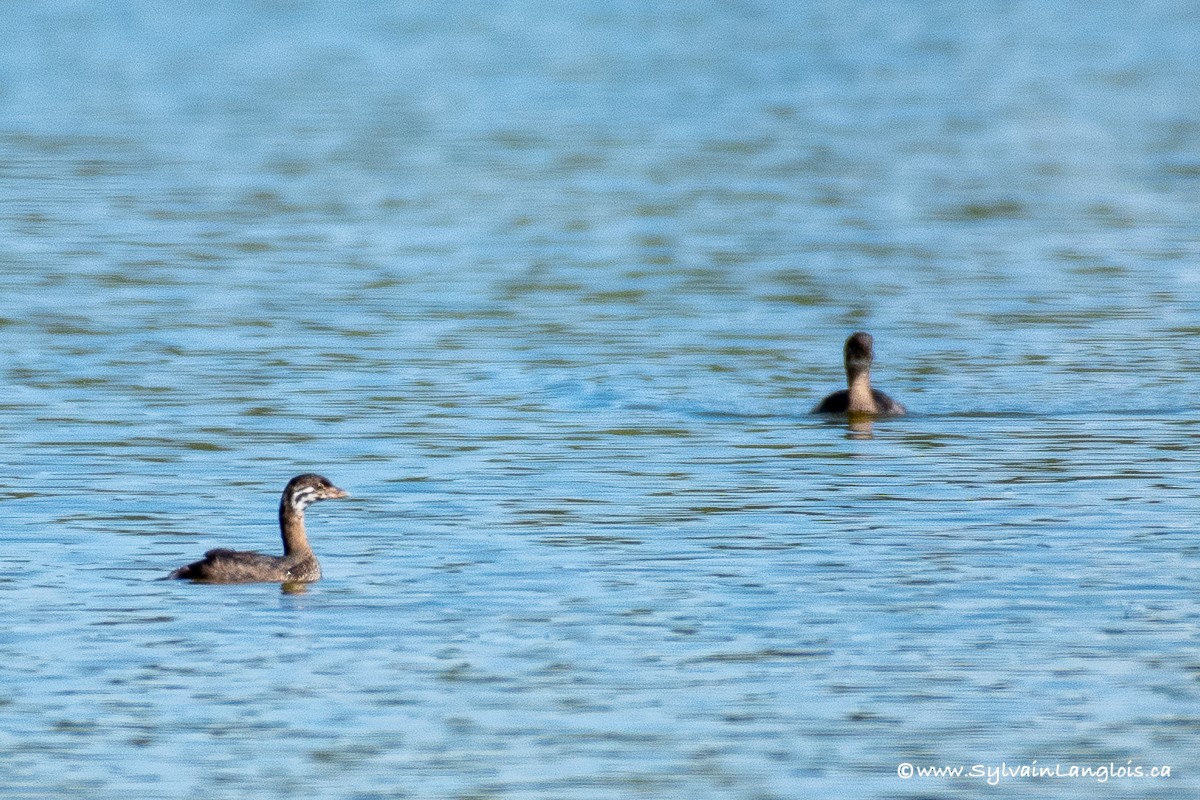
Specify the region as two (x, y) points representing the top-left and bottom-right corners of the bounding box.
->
(1, 2), (1199, 798)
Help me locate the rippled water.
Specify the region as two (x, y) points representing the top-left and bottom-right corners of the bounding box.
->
(2, 2), (1199, 798)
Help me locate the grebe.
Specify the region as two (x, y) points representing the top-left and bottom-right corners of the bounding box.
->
(167, 473), (348, 583)
(812, 332), (906, 415)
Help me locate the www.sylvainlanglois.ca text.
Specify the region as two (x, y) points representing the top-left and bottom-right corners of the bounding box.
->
(897, 760), (1171, 785)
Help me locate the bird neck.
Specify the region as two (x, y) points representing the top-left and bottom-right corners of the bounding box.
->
(846, 368), (878, 413)
(279, 502), (312, 557)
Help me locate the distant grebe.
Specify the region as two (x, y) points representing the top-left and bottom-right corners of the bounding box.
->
(167, 473), (348, 583)
(812, 332), (906, 415)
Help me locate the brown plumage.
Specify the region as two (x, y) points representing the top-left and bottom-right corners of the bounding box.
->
(167, 474), (348, 583)
(812, 332), (906, 415)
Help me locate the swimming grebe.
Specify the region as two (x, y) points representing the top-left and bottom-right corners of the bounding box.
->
(812, 332), (906, 415)
(167, 473), (348, 583)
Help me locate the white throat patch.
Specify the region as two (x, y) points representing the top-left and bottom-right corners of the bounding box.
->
(289, 486), (319, 513)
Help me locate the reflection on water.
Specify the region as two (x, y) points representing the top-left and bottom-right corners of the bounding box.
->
(2, 1), (1200, 799)
(845, 415), (875, 439)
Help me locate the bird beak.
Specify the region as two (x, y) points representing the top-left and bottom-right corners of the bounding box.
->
(328, 486), (350, 500)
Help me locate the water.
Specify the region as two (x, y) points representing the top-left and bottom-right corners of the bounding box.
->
(2, 1), (1199, 798)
